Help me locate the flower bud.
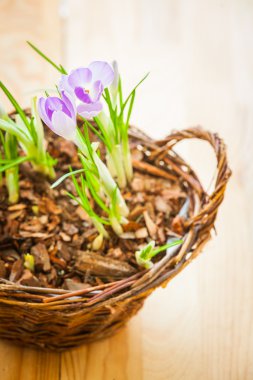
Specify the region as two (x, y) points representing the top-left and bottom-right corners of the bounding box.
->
(110, 60), (119, 107)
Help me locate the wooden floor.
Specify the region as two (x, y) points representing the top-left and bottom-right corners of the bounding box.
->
(0, 1), (253, 379)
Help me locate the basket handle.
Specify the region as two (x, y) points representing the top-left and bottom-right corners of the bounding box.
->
(157, 127), (232, 229)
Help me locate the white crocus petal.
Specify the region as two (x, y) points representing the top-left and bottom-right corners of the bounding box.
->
(51, 111), (77, 141)
(58, 74), (73, 94)
(88, 61), (114, 88)
(77, 102), (103, 119)
(110, 60), (119, 107)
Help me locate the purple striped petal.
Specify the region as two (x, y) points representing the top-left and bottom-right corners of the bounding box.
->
(45, 97), (72, 120)
(38, 97), (52, 129)
(61, 91), (76, 119)
(74, 87), (93, 104)
(88, 61), (114, 87)
(77, 102), (103, 119)
(68, 68), (92, 89)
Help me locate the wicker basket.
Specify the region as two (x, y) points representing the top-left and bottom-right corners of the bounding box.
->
(0, 127), (231, 351)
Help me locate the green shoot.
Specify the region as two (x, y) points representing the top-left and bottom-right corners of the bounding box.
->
(0, 127), (22, 204)
(95, 70), (149, 186)
(0, 83), (56, 179)
(67, 169), (109, 238)
(4, 133), (19, 203)
(75, 121), (129, 218)
(51, 168), (85, 189)
(51, 144), (129, 237)
(27, 41), (67, 75)
(135, 239), (183, 269)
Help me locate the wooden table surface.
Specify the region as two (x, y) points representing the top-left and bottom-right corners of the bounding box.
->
(0, 1), (253, 379)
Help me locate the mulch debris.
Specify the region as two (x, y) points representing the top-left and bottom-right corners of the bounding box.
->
(0, 132), (187, 289)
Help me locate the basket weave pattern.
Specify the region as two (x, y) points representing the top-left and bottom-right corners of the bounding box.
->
(0, 127), (231, 350)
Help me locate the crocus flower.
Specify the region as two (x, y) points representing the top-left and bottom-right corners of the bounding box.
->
(38, 91), (77, 140)
(59, 61), (114, 119)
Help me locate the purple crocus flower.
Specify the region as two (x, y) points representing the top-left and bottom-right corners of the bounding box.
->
(38, 91), (77, 140)
(59, 61), (114, 119)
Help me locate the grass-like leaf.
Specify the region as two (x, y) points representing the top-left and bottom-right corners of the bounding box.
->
(0, 156), (29, 173)
(0, 82), (31, 133)
(51, 168), (85, 189)
(27, 41), (67, 74)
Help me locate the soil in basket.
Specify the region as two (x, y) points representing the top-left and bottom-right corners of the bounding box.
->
(0, 131), (186, 290)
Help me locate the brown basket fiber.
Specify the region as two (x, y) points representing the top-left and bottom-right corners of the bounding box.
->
(0, 126), (231, 351)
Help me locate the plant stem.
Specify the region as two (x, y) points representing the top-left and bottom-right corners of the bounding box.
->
(109, 214), (123, 235)
(92, 217), (109, 238)
(32, 159), (55, 179)
(106, 152), (117, 177)
(5, 133), (19, 203)
(110, 145), (127, 188)
(31, 97), (56, 179)
(122, 136), (133, 183)
(6, 168), (19, 203)
(92, 150), (129, 217)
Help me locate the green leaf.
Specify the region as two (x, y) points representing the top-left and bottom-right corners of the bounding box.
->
(110, 186), (121, 219)
(119, 72), (149, 119)
(150, 239), (183, 259)
(0, 159), (13, 164)
(27, 41), (67, 74)
(0, 155), (29, 173)
(103, 88), (120, 143)
(118, 76), (123, 108)
(86, 173), (110, 214)
(135, 239), (183, 269)
(83, 122), (95, 161)
(84, 119), (107, 147)
(0, 130), (4, 146)
(93, 116), (112, 151)
(0, 82), (31, 133)
(50, 168), (85, 189)
(123, 89), (136, 135)
(5, 133), (18, 160)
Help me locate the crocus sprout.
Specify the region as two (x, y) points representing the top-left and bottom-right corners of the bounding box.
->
(0, 102), (20, 202)
(50, 123), (128, 237)
(98, 68), (149, 187)
(4, 133), (19, 204)
(66, 170), (110, 239)
(0, 130), (19, 203)
(24, 253), (35, 272)
(135, 239), (183, 269)
(0, 83), (56, 179)
(40, 88), (130, 219)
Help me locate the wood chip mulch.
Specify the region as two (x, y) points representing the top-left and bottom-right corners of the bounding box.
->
(0, 133), (187, 290)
